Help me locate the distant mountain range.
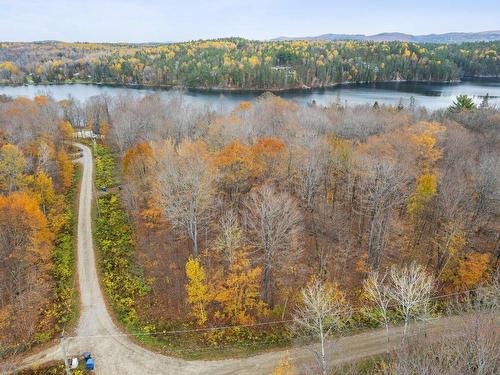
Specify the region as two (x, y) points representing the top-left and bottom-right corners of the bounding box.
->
(272, 30), (500, 44)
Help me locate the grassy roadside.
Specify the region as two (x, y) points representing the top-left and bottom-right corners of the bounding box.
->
(92, 144), (150, 331)
(331, 355), (390, 375)
(49, 164), (82, 336)
(18, 360), (87, 375)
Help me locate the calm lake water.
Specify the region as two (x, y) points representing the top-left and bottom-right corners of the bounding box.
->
(1, 80), (499, 111)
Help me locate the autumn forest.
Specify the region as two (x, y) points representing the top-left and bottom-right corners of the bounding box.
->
(0, 3), (500, 368)
(0, 39), (499, 90)
(0, 77), (499, 373)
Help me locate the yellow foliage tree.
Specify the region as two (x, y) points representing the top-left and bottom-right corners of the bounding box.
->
(0, 61), (19, 74)
(214, 249), (268, 325)
(122, 142), (155, 182)
(0, 191), (54, 346)
(57, 150), (74, 189)
(235, 101), (252, 112)
(438, 227), (466, 287)
(407, 173), (437, 218)
(412, 122), (444, 171)
(58, 120), (74, 141)
(28, 170), (56, 215)
(100, 120), (110, 138)
(248, 56), (260, 67)
(185, 256), (210, 326)
(0, 144), (26, 193)
(123, 142), (157, 210)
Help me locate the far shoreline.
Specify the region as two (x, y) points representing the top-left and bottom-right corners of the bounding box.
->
(1, 76), (499, 96)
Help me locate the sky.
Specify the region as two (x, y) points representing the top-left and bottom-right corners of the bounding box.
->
(0, 0), (499, 43)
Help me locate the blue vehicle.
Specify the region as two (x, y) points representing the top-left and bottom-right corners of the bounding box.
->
(86, 358), (94, 370)
(83, 352), (94, 370)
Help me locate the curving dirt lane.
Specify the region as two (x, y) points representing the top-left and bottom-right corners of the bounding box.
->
(8, 143), (497, 374)
(17, 144), (221, 374)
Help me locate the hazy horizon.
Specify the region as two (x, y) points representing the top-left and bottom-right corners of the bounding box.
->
(1, 0), (499, 43)
(3, 29), (500, 44)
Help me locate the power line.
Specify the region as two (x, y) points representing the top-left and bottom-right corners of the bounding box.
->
(62, 286), (491, 340)
(59, 311), (493, 356)
(64, 320), (293, 339)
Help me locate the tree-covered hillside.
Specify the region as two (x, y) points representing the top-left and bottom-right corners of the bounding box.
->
(0, 39), (498, 89)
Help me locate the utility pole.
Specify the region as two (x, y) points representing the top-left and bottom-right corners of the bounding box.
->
(60, 330), (70, 375)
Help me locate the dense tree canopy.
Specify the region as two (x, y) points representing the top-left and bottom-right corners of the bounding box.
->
(0, 90), (498, 361)
(0, 96), (77, 357)
(0, 39), (498, 89)
(86, 90), (499, 356)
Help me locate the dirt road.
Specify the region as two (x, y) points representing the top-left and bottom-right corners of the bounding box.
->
(8, 143), (495, 374)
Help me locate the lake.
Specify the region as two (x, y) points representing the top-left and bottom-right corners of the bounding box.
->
(1, 79), (499, 111)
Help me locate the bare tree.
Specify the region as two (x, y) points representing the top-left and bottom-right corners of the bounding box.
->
(363, 270), (392, 343)
(213, 209), (243, 267)
(292, 279), (350, 375)
(296, 144), (323, 211)
(85, 94), (111, 134)
(164, 93), (212, 143)
(471, 155), (499, 228)
(61, 95), (86, 128)
(293, 139), (332, 277)
(110, 94), (168, 153)
(358, 160), (409, 269)
(475, 270), (500, 311)
(388, 262), (434, 337)
(157, 140), (214, 256)
(245, 184), (302, 304)
(395, 312), (499, 375)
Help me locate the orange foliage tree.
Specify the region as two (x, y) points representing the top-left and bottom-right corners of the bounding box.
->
(457, 252), (491, 289)
(215, 140), (263, 195)
(0, 192), (53, 344)
(251, 137), (287, 181)
(215, 137), (287, 196)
